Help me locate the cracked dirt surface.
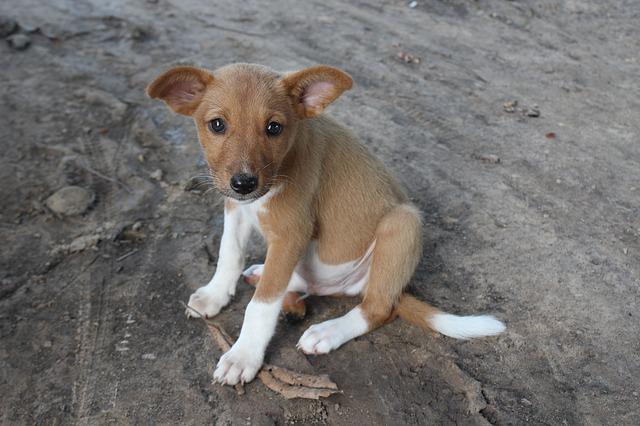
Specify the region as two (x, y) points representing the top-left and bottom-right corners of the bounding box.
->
(1, 0), (639, 424)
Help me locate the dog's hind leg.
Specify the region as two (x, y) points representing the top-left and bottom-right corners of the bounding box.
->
(297, 204), (422, 354)
(242, 264), (308, 321)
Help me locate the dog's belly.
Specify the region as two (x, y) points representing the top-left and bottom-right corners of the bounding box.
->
(292, 241), (375, 296)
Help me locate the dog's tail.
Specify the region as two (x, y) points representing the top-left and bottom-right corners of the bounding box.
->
(394, 294), (505, 339)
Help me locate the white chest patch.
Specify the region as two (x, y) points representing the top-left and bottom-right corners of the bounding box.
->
(231, 186), (281, 235)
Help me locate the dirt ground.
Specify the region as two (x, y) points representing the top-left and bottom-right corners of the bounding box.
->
(1, 0), (639, 424)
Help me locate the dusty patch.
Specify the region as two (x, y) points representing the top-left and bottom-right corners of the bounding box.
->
(1, 0), (639, 424)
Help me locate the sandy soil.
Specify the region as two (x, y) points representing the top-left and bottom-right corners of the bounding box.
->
(1, 0), (639, 424)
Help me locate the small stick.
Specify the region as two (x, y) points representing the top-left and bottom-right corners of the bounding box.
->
(182, 302), (244, 395)
(76, 162), (132, 193)
(205, 322), (232, 352)
(116, 249), (138, 262)
(204, 323), (245, 395)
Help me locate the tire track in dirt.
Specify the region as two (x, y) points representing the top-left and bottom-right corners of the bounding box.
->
(70, 109), (199, 422)
(71, 275), (105, 424)
(70, 106), (133, 422)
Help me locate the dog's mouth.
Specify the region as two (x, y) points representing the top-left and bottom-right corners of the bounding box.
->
(218, 185), (272, 203)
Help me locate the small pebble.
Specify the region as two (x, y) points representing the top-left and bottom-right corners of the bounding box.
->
(503, 100), (518, 113)
(130, 27), (148, 41)
(521, 398), (532, 406)
(150, 168), (164, 181)
(7, 33), (30, 50)
(46, 186), (95, 216)
(475, 153), (501, 164)
(440, 216), (459, 231)
(526, 105), (541, 117)
(408, 0), (418, 8)
(397, 51), (421, 64)
(142, 353), (157, 360)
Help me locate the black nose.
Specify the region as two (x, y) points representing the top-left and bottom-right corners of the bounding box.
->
(230, 173), (258, 195)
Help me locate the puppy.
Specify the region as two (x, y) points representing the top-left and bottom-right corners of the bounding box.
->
(146, 63), (505, 386)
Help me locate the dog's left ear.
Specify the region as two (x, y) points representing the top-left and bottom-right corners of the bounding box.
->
(146, 66), (214, 116)
(281, 66), (353, 118)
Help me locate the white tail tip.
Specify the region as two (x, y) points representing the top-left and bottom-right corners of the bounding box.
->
(430, 313), (506, 340)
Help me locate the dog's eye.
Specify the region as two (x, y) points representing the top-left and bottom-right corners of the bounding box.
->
(208, 118), (226, 134)
(266, 121), (283, 137)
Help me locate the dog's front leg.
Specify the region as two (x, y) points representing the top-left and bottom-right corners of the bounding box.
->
(186, 202), (252, 318)
(213, 238), (306, 385)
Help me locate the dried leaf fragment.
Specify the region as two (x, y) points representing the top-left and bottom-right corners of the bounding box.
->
(258, 370), (341, 400)
(265, 365), (339, 390)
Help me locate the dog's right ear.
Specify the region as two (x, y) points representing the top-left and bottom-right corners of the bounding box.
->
(146, 66), (214, 116)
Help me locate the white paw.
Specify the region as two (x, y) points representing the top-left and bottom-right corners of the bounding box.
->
(242, 264), (264, 278)
(297, 320), (348, 355)
(185, 287), (230, 319)
(213, 343), (263, 385)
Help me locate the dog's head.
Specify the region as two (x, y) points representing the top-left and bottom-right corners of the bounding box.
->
(146, 63), (352, 201)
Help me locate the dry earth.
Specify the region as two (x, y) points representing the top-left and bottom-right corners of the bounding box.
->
(1, 0), (639, 424)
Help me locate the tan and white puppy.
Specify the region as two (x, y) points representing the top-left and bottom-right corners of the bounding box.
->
(146, 63), (505, 386)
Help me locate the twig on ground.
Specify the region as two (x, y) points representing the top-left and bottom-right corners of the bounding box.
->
(203, 322), (245, 395)
(181, 302), (341, 400)
(75, 162), (132, 193)
(116, 249), (138, 262)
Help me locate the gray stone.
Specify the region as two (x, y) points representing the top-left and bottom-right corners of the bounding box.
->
(6, 33), (30, 50)
(46, 186), (95, 216)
